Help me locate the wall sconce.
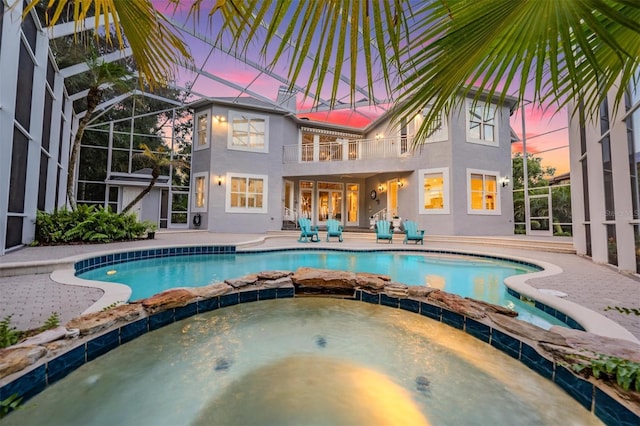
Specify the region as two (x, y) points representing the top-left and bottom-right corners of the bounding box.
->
(501, 176), (510, 188)
(375, 133), (383, 140)
(397, 178), (404, 188)
(378, 183), (386, 192)
(213, 115), (226, 123)
(217, 176), (223, 186)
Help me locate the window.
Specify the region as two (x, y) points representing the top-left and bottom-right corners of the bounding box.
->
(467, 169), (500, 215)
(419, 168), (450, 214)
(228, 111), (268, 152)
(195, 112), (210, 150)
(466, 100), (497, 145)
(192, 172), (208, 211)
(226, 173), (268, 213)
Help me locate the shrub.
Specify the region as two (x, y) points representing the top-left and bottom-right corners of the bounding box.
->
(35, 205), (148, 245)
(0, 315), (21, 348)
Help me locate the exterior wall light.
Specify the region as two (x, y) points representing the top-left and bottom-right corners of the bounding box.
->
(378, 183), (385, 192)
(217, 176), (223, 186)
(501, 176), (510, 187)
(397, 178), (404, 188)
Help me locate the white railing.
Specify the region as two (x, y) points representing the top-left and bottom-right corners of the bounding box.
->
(283, 136), (413, 163)
(284, 207), (298, 224)
(369, 208), (388, 228)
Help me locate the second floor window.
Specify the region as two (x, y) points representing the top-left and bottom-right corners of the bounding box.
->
(229, 111), (268, 153)
(195, 112), (210, 150)
(467, 100), (497, 145)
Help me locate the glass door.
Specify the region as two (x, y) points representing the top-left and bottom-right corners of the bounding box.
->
(317, 182), (343, 225)
(299, 181), (314, 221)
(346, 183), (359, 226)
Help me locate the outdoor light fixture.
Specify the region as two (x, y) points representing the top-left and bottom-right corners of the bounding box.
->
(501, 176), (510, 187)
(217, 176), (223, 186)
(397, 178), (404, 188)
(378, 183), (385, 192)
(214, 115), (226, 123)
(375, 133), (383, 140)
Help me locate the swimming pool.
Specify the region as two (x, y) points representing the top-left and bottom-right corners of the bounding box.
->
(78, 249), (565, 329)
(1, 299), (602, 426)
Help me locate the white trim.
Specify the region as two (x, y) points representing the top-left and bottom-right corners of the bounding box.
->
(465, 99), (498, 146)
(225, 172), (268, 213)
(194, 111), (211, 151)
(467, 168), (501, 215)
(191, 172), (208, 212)
(418, 167), (450, 214)
(227, 110), (269, 153)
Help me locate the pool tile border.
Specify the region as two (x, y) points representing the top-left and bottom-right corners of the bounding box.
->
(74, 245), (237, 274)
(1, 289), (636, 426)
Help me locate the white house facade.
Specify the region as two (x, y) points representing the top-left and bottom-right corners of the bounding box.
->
(189, 93), (517, 236)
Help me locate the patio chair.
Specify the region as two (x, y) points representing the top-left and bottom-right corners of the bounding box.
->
(375, 220), (393, 243)
(325, 219), (344, 242)
(298, 217), (320, 242)
(403, 220), (425, 245)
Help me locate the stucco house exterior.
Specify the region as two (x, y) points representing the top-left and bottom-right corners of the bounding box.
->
(189, 91), (517, 236)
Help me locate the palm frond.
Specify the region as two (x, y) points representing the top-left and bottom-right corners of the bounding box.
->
(201, 0), (410, 107)
(395, 0), (640, 145)
(25, 0), (192, 88)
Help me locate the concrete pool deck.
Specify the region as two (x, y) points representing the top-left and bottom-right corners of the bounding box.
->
(0, 230), (638, 341)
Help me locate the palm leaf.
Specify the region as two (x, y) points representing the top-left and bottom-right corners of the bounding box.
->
(24, 0), (192, 88)
(202, 0), (410, 108)
(395, 0), (640, 145)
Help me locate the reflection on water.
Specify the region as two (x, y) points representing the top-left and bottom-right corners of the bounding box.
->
(193, 356), (430, 426)
(4, 299), (601, 426)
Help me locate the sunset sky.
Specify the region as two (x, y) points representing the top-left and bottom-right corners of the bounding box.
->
(153, 1), (570, 177)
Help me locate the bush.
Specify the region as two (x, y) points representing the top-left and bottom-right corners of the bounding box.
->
(35, 205), (148, 245)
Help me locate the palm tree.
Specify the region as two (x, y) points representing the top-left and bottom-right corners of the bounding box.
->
(66, 55), (131, 210)
(29, 1), (640, 142)
(120, 144), (189, 214)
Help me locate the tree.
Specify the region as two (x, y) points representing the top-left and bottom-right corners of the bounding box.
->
(120, 144), (188, 214)
(511, 152), (556, 190)
(66, 54), (131, 210)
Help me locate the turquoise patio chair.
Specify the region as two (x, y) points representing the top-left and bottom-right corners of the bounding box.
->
(325, 219), (344, 242)
(375, 220), (393, 243)
(403, 220), (425, 245)
(298, 217), (320, 242)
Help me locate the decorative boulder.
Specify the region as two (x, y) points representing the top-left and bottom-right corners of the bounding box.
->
(141, 289), (196, 314)
(291, 268), (356, 293)
(66, 303), (146, 335)
(0, 346), (47, 379)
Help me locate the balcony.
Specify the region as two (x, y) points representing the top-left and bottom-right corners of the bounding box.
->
(283, 136), (413, 163)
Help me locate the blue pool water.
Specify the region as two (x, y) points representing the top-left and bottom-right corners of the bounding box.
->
(79, 250), (564, 329)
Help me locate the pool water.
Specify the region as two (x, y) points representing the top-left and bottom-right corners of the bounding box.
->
(80, 250), (564, 329)
(3, 299), (601, 426)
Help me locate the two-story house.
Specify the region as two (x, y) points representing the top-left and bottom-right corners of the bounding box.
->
(189, 91), (517, 236)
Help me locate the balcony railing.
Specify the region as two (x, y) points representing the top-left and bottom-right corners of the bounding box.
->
(283, 136), (413, 163)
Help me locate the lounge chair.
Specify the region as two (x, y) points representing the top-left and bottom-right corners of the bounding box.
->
(403, 220), (425, 244)
(375, 220), (393, 243)
(298, 217), (320, 242)
(325, 219), (344, 242)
